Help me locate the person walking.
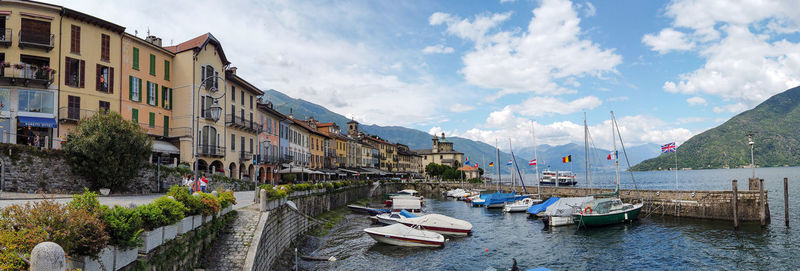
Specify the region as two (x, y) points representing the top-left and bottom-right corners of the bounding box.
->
(25, 126), (33, 146)
(200, 175), (208, 193)
(33, 134), (40, 149)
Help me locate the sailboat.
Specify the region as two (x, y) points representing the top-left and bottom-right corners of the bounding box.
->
(504, 129), (542, 212)
(572, 111), (644, 227)
(484, 140), (518, 208)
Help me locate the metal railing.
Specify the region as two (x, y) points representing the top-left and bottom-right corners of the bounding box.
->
(58, 107), (97, 122)
(239, 151), (253, 161)
(137, 123), (171, 137)
(0, 28), (11, 46)
(1, 65), (56, 86)
(168, 127), (192, 138)
(224, 114), (256, 132)
(198, 144), (225, 157)
(18, 30), (54, 51)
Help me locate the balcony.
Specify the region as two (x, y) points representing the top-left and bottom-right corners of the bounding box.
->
(18, 30), (54, 51)
(58, 107), (97, 123)
(239, 151), (253, 161)
(279, 154), (294, 164)
(0, 64), (56, 88)
(167, 127), (192, 138)
(0, 28), (11, 47)
(225, 114), (257, 132)
(137, 123), (171, 138)
(198, 144), (225, 157)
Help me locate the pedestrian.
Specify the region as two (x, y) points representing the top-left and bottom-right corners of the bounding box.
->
(200, 175), (208, 193)
(182, 174), (190, 187)
(26, 126), (33, 146)
(33, 134), (40, 148)
(190, 175), (197, 192)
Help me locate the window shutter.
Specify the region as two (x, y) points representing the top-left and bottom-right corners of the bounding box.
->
(149, 112), (155, 127)
(109, 67), (114, 93)
(164, 60), (170, 80)
(96, 65), (101, 91)
(64, 57), (72, 86)
(133, 47), (139, 69)
(169, 88), (173, 110)
(154, 83), (159, 106)
(129, 76), (133, 100)
(146, 81), (150, 105)
(201, 66), (205, 84)
(138, 78), (142, 102)
(132, 108), (138, 123)
(214, 71), (219, 90)
(161, 87), (166, 108)
(164, 116), (169, 137)
(201, 96), (205, 117)
(149, 54), (155, 75)
(79, 60), (85, 88)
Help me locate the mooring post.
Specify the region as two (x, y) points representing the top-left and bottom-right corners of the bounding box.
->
(732, 179), (739, 229)
(784, 177), (789, 227)
(260, 189), (267, 212)
(759, 178), (766, 228)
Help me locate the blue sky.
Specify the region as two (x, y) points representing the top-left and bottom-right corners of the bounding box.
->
(57, 0), (800, 150)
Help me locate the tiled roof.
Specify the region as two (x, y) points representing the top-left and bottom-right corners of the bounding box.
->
(164, 33), (230, 65)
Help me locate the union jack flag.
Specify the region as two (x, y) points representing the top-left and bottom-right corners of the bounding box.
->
(661, 142), (676, 153)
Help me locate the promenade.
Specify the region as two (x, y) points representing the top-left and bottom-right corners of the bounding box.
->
(0, 190), (256, 209)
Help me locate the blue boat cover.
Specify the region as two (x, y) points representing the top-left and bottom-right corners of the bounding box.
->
(485, 192), (517, 205)
(526, 268), (552, 271)
(400, 209), (418, 218)
(526, 197), (559, 215)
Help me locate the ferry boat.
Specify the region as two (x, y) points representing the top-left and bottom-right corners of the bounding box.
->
(539, 170), (577, 186)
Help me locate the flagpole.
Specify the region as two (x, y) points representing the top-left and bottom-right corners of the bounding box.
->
(532, 123), (540, 197)
(495, 139), (500, 193)
(674, 139), (678, 200)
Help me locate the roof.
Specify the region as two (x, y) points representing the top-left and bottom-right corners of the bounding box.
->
(292, 119), (329, 138)
(61, 8), (125, 33)
(363, 135), (391, 145)
(257, 102), (287, 121)
(412, 149), (464, 155)
(225, 70), (264, 95)
(457, 166), (478, 171)
(122, 33), (175, 56)
(164, 33), (230, 65)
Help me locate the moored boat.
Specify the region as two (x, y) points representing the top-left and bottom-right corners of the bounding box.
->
(347, 204), (390, 215)
(503, 197), (541, 213)
(572, 198), (643, 227)
(363, 223), (445, 247)
(398, 214), (473, 236)
(375, 210), (420, 225)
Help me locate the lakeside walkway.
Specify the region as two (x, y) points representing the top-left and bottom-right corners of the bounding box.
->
(0, 190), (257, 209)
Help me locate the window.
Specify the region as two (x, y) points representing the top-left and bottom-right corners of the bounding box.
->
(231, 86), (235, 101)
(231, 134), (236, 151)
(164, 60), (170, 80)
(131, 108), (138, 123)
(148, 112), (155, 128)
(70, 25), (80, 54)
(161, 86), (172, 110)
(67, 96), (80, 120)
(200, 96), (213, 118)
(240, 91), (244, 105)
(96, 64), (113, 93)
(18, 90), (53, 114)
(98, 101), (110, 113)
(200, 65), (216, 91)
(240, 109), (244, 121)
(100, 34), (110, 61)
(132, 47), (139, 70)
(129, 76), (141, 102)
(149, 54), (156, 75)
(20, 18), (51, 45)
(241, 137), (245, 153)
(147, 81), (158, 106)
(250, 96), (253, 109)
(231, 105), (235, 120)
(163, 116), (169, 137)
(64, 57), (85, 88)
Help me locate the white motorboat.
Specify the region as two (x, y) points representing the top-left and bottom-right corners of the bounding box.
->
(397, 189), (420, 197)
(363, 223), (445, 247)
(543, 215), (575, 227)
(445, 188), (465, 198)
(390, 197), (423, 212)
(374, 210), (420, 225)
(398, 214), (472, 236)
(502, 197), (541, 213)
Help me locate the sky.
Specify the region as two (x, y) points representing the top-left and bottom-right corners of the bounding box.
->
(52, 0), (800, 151)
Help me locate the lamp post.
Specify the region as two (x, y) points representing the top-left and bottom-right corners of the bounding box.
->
(748, 133), (755, 178)
(194, 75), (226, 182)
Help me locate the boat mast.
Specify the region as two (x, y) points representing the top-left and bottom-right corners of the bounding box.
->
(531, 123), (540, 197)
(509, 139), (515, 192)
(495, 139), (501, 193)
(611, 111), (620, 194)
(584, 112), (591, 195)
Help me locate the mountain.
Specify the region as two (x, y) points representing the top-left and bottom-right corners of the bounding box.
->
(632, 86), (800, 171)
(261, 89), (526, 173)
(516, 143), (661, 173)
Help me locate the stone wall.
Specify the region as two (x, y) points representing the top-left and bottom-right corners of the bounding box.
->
(245, 185), (372, 271)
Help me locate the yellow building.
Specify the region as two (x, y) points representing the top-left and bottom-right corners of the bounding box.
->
(296, 118), (326, 170)
(413, 133), (465, 169)
(120, 33), (177, 157)
(57, 8), (125, 142)
(223, 69), (262, 179)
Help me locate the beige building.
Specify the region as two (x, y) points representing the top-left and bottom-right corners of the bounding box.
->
(413, 133), (464, 169)
(223, 69), (262, 179)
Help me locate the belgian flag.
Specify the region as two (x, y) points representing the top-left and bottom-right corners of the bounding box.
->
(562, 155), (572, 163)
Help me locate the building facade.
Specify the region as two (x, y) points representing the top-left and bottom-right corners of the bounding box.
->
(256, 101), (284, 184)
(413, 133), (464, 169)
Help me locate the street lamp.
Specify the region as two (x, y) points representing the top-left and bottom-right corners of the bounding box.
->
(194, 75), (226, 182)
(748, 133), (755, 178)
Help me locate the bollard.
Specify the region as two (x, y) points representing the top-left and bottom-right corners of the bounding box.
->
(30, 242), (66, 271)
(759, 179), (766, 228)
(260, 189), (267, 211)
(254, 187), (259, 203)
(732, 180), (739, 229)
(785, 177), (789, 227)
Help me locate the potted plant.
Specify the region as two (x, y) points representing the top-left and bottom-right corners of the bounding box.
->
(100, 206), (143, 270)
(136, 204), (165, 253)
(167, 185), (201, 232)
(60, 195), (112, 271)
(154, 196), (185, 243)
(99, 188), (111, 196)
(199, 193), (220, 223)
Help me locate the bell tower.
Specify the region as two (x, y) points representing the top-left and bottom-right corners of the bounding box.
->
(347, 119), (359, 136)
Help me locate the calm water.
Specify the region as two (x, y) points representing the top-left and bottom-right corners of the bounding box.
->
(292, 167), (800, 270)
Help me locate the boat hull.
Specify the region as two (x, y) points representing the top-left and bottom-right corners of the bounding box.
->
(572, 204), (643, 227)
(546, 216), (574, 227)
(399, 222), (471, 236)
(365, 232), (444, 247)
(503, 204), (530, 213)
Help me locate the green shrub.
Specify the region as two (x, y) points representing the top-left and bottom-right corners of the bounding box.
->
(154, 196), (186, 225)
(323, 182), (334, 191)
(0, 226), (48, 270)
(101, 206), (143, 249)
(68, 188), (101, 213)
(198, 193), (220, 216)
(217, 191), (236, 208)
(168, 185), (202, 216)
(136, 204), (166, 231)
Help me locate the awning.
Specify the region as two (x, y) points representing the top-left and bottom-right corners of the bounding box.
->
(338, 168), (359, 174)
(152, 140), (179, 155)
(18, 116), (57, 128)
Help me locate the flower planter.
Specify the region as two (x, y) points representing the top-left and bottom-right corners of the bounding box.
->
(204, 215), (213, 224)
(222, 206), (233, 214)
(178, 216), (193, 234)
(138, 227), (164, 253)
(99, 188), (111, 196)
(113, 246), (138, 271)
(67, 246), (114, 271)
(192, 215), (202, 229)
(162, 223), (178, 242)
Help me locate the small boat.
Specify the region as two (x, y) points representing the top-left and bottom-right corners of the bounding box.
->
(389, 197), (423, 212)
(540, 196), (594, 227)
(445, 188), (465, 198)
(363, 223), (445, 247)
(374, 210), (419, 225)
(526, 197), (559, 216)
(347, 204), (390, 215)
(572, 198), (643, 227)
(398, 214), (473, 236)
(485, 192), (518, 208)
(471, 197), (487, 207)
(503, 197), (541, 213)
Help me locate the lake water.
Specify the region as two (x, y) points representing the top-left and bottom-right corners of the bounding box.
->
(287, 167), (800, 270)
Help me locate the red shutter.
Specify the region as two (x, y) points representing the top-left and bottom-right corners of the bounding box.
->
(79, 60), (85, 88)
(109, 67), (114, 93)
(96, 64), (101, 91)
(64, 57), (71, 86)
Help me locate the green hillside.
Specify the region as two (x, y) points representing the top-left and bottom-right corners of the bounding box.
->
(631, 86), (800, 171)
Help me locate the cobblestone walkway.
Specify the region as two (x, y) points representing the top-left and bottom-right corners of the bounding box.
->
(201, 204), (262, 270)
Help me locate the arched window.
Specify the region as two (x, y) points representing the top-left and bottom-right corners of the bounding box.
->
(201, 125), (218, 155)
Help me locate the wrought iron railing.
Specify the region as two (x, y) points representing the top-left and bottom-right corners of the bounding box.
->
(198, 144), (225, 157)
(0, 28), (11, 46)
(18, 30), (54, 50)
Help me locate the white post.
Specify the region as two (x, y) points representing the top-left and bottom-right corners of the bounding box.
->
(30, 242), (66, 271)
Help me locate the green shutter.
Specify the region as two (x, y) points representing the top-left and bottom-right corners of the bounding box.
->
(149, 112), (155, 127)
(163, 116), (169, 137)
(169, 88), (173, 110)
(154, 83), (159, 106)
(146, 81), (151, 105)
(133, 47), (139, 70)
(164, 60), (170, 80)
(132, 108), (138, 123)
(138, 78), (142, 102)
(149, 54), (156, 75)
(128, 76), (133, 100)
(161, 86), (166, 108)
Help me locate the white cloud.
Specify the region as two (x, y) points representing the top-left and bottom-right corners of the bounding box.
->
(677, 117), (709, 124)
(653, 0), (800, 111)
(508, 96), (602, 117)
(686, 96), (707, 106)
(642, 28), (694, 53)
(578, 2), (596, 17)
(500, 0), (516, 3)
(422, 44), (455, 54)
(428, 126), (455, 137)
(607, 96), (629, 102)
(431, 0), (621, 98)
(449, 103), (476, 113)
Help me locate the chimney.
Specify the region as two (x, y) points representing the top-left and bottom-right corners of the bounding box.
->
(145, 35), (162, 47)
(441, 132), (445, 139)
(229, 66), (237, 74)
(289, 108), (294, 119)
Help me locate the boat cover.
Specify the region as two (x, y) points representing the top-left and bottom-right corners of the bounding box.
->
(400, 209), (419, 218)
(527, 197), (559, 214)
(543, 196), (594, 217)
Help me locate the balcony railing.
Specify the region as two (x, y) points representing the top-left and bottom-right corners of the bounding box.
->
(239, 151), (253, 161)
(168, 127), (192, 138)
(198, 144), (225, 157)
(1, 65), (56, 87)
(18, 30), (54, 51)
(0, 28), (11, 47)
(224, 114), (257, 132)
(137, 123), (171, 137)
(58, 107), (97, 122)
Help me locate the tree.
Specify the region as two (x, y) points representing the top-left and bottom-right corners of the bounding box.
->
(478, 167), (484, 176)
(63, 112), (152, 191)
(425, 163), (442, 179)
